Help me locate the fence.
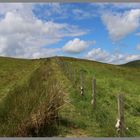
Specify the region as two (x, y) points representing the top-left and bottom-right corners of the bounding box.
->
(55, 57), (128, 137)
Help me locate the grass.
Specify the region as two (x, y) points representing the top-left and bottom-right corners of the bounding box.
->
(0, 56), (139, 137)
(57, 57), (140, 137)
(0, 57), (40, 100)
(123, 60), (140, 68)
(0, 57), (64, 136)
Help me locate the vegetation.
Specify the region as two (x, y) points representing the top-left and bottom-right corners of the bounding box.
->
(0, 56), (139, 137)
(122, 60), (140, 68)
(0, 57), (64, 136)
(0, 57), (40, 100)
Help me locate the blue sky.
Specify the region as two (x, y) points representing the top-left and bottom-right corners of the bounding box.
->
(0, 3), (140, 64)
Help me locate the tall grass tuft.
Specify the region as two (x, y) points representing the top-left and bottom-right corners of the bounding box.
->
(0, 59), (64, 136)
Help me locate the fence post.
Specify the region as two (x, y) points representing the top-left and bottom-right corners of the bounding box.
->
(69, 65), (71, 80)
(71, 66), (73, 80)
(74, 68), (76, 83)
(67, 64), (70, 79)
(63, 62), (66, 74)
(91, 77), (96, 109)
(65, 63), (67, 75)
(116, 93), (125, 137)
(80, 71), (84, 96)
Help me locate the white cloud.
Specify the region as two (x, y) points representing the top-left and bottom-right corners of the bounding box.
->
(33, 3), (68, 21)
(86, 48), (109, 61)
(0, 4), (86, 58)
(31, 48), (61, 58)
(63, 38), (94, 53)
(72, 9), (96, 19)
(0, 3), (34, 20)
(35, 3), (97, 21)
(101, 9), (140, 41)
(86, 48), (140, 64)
(136, 44), (140, 50)
(124, 54), (140, 62)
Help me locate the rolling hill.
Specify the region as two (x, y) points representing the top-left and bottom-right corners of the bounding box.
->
(0, 56), (140, 137)
(122, 60), (140, 68)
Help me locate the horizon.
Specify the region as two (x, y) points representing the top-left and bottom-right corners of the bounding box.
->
(1, 55), (139, 65)
(0, 3), (140, 64)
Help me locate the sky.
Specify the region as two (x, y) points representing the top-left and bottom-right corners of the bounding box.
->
(0, 3), (140, 64)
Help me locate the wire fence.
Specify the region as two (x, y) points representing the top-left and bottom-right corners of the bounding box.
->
(55, 57), (140, 137)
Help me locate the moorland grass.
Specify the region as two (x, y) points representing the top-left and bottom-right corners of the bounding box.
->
(0, 56), (139, 137)
(0, 58), (64, 136)
(57, 57), (140, 137)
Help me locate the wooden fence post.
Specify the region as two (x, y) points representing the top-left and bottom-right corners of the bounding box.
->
(91, 77), (96, 109)
(69, 65), (71, 80)
(67, 64), (70, 79)
(116, 93), (125, 137)
(73, 68), (76, 83)
(65, 63), (67, 75)
(71, 66), (73, 80)
(63, 62), (66, 74)
(80, 71), (84, 96)
(67, 64), (69, 79)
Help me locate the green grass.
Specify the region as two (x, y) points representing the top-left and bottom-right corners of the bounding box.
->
(0, 56), (139, 137)
(123, 60), (140, 68)
(0, 57), (64, 136)
(0, 57), (40, 100)
(57, 57), (140, 137)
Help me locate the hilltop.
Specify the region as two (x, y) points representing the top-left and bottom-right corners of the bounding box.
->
(0, 56), (140, 137)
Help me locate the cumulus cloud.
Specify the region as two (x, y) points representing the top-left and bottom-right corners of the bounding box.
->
(86, 48), (109, 61)
(63, 38), (95, 53)
(0, 4), (86, 58)
(86, 48), (140, 64)
(101, 9), (140, 41)
(0, 3), (34, 20)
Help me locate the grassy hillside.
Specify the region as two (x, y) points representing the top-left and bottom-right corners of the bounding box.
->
(0, 56), (139, 137)
(122, 60), (140, 68)
(57, 57), (140, 137)
(0, 57), (64, 136)
(0, 57), (40, 100)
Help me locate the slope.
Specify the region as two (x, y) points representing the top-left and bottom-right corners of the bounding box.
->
(56, 57), (140, 137)
(122, 60), (140, 68)
(0, 56), (140, 137)
(0, 57), (40, 101)
(0, 58), (64, 136)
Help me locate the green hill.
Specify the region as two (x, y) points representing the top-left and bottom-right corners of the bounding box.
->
(122, 60), (140, 68)
(0, 56), (140, 137)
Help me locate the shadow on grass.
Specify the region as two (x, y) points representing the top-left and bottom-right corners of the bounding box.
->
(58, 117), (79, 129)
